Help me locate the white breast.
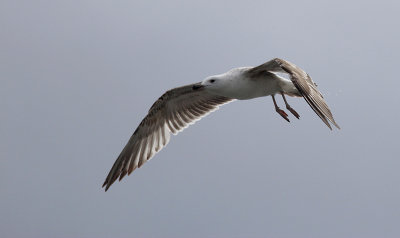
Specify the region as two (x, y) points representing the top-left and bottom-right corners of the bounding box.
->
(219, 72), (282, 100)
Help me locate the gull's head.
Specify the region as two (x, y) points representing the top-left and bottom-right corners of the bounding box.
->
(202, 76), (220, 87)
(192, 75), (227, 92)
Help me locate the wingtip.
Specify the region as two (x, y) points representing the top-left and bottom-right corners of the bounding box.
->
(104, 183), (111, 192)
(322, 119), (333, 130)
(327, 121), (340, 130)
(329, 118), (341, 130)
(119, 171), (127, 181)
(102, 179), (110, 192)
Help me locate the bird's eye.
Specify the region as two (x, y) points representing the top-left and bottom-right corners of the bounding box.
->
(210, 79), (216, 83)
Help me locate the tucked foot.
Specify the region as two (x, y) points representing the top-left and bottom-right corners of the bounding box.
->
(276, 108), (290, 122)
(286, 106), (300, 119)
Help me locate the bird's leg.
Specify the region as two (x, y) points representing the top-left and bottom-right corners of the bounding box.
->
(281, 93), (300, 119)
(272, 95), (290, 122)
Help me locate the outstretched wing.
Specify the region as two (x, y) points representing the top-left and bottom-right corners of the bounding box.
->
(247, 58), (340, 130)
(102, 83), (233, 191)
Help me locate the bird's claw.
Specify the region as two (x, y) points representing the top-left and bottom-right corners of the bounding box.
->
(276, 108), (290, 122)
(287, 106), (300, 119)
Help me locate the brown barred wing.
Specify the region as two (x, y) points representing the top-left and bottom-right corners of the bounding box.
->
(102, 83), (233, 191)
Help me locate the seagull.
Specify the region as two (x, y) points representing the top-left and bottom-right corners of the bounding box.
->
(102, 58), (340, 191)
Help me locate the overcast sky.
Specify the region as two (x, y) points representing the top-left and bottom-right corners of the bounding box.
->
(1, 0), (400, 237)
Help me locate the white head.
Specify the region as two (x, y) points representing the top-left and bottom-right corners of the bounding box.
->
(192, 75), (227, 92)
(192, 68), (246, 94)
(202, 76), (224, 91)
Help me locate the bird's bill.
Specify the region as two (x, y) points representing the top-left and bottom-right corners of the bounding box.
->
(192, 84), (204, 90)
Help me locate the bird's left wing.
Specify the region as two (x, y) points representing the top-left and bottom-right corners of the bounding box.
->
(102, 83), (233, 191)
(247, 58), (340, 130)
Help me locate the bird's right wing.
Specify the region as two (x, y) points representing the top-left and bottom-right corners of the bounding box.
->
(102, 83), (233, 191)
(247, 58), (340, 130)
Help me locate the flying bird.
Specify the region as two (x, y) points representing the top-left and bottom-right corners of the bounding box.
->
(103, 58), (340, 191)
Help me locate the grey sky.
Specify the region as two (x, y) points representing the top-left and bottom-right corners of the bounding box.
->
(1, 0), (400, 237)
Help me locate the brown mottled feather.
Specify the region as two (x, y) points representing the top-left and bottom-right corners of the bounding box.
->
(102, 83), (233, 191)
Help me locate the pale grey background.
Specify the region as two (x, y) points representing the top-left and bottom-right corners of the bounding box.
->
(1, 0), (400, 237)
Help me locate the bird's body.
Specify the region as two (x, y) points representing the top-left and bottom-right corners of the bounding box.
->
(103, 58), (340, 191)
(207, 67), (300, 100)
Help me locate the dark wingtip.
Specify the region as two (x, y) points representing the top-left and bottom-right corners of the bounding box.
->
(102, 179), (111, 192)
(119, 170), (127, 181)
(102, 184), (107, 192)
(104, 182), (112, 192)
